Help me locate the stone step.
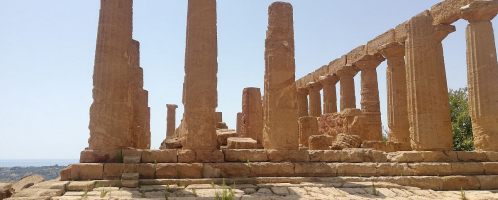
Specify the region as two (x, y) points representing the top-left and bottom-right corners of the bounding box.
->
(121, 173), (139, 180)
(121, 180), (139, 188)
(123, 156), (141, 164)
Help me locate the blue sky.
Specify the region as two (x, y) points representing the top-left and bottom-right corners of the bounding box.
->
(0, 1), (496, 159)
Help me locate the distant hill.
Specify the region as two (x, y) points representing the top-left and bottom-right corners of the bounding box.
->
(0, 166), (66, 182)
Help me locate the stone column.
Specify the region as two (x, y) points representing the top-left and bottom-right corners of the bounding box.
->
(461, 1), (498, 151)
(336, 67), (357, 111)
(297, 88), (309, 117)
(356, 54), (384, 141)
(179, 0), (218, 150)
(88, 0), (134, 150)
(380, 43), (410, 149)
(319, 75), (338, 114)
(405, 11), (453, 151)
(298, 116), (319, 148)
(263, 2), (299, 150)
(129, 40), (151, 149)
(166, 104), (178, 139)
(307, 82), (322, 117)
(241, 87), (263, 145)
(215, 112), (223, 123)
(236, 112), (242, 135)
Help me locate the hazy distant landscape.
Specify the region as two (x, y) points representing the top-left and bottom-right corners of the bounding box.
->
(0, 160), (76, 182)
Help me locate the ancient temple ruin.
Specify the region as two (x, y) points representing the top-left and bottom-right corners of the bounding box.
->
(61, 0), (498, 192)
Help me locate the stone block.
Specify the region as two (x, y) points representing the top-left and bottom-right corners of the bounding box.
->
(123, 156), (141, 164)
(178, 149), (195, 163)
(485, 151), (498, 161)
(346, 45), (366, 65)
(32, 181), (69, 190)
(177, 164), (203, 178)
(121, 173), (139, 180)
(376, 163), (411, 176)
(223, 149), (268, 162)
(456, 151), (488, 162)
(227, 137), (257, 149)
(483, 162), (498, 175)
(66, 181), (95, 191)
(335, 163), (377, 176)
(366, 29), (395, 55)
(141, 150), (177, 163)
(205, 163), (251, 178)
(430, 0), (473, 25)
(421, 151), (455, 162)
(138, 163), (155, 179)
(121, 180), (139, 188)
(451, 162), (484, 175)
(80, 149), (122, 163)
(308, 135), (333, 150)
(267, 150), (309, 162)
(441, 176), (480, 190)
(103, 164), (124, 180)
(361, 141), (406, 152)
(13, 188), (64, 197)
(59, 167), (71, 181)
(250, 163), (294, 177)
(122, 164), (138, 173)
(122, 149), (143, 158)
(394, 21), (408, 43)
(340, 149), (374, 163)
(308, 150), (341, 162)
(387, 151), (424, 163)
(408, 163), (452, 176)
(155, 164), (177, 179)
(70, 164), (103, 181)
(195, 150), (224, 162)
(217, 129), (238, 146)
(160, 137), (183, 149)
(11, 175), (44, 193)
(477, 175), (498, 190)
(294, 163), (336, 177)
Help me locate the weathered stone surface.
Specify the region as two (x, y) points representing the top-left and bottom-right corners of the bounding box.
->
(408, 163), (452, 176)
(159, 137), (183, 149)
(165, 104), (178, 139)
(249, 163), (294, 177)
(298, 116), (319, 148)
(336, 67), (357, 111)
(262, 2), (299, 150)
(66, 181), (95, 191)
(195, 150), (224, 163)
(178, 0), (218, 150)
(294, 163), (336, 177)
(307, 82), (322, 117)
(441, 176), (480, 190)
(450, 162), (484, 175)
(141, 150), (177, 163)
(216, 129), (238, 146)
(227, 137), (258, 149)
(405, 11), (453, 151)
(267, 150), (309, 162)
(296, 88), (309, 117)
(155, 164), (176, 179)
(0, 183), (13, 200)
(461, 0), (498, 151)
(88, 0), (135, 150)
(223, 149), (269, 162)
(177, 149), (195, 163)
(430, 0), (473, 25)
(79, 149), (122, 163)
(335, 163), (377, 176)
(11, 175), (44, 193)
(12, 188), (64, 198)
(137, 163), (155, 179)
(319, 75), (338, 114)
(308, 150), (341, 162)
(366, 29), (396, 55)
(103, 164), (124, 180)
(361, 141), (408, 152)
(380, 43), (411, 150)
(70, 164), (103, 181)
(318, 109), (366, 140)
(308, 135), (333, 150)
(177, 164), (203, 179)
(240, 87), (263, 146)
(236, 112), (242, 135)
(205, 163), (251, 178)
(330, 134), (362, 150)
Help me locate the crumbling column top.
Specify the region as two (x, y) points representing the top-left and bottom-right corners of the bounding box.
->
(434, 24), (456, 42)
(379, 42), (405, 58)
(335, 65), (359, 78)
(461, 0), (498, 22)
(355, 54), (385, 71)
(166, 104), (178, 109)
(318, 75), (339, 85)
(306, 81), (322, 91)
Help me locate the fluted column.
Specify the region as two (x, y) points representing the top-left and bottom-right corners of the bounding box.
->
(380, 43), (410, 149)
(356, 54), (384, 141)
(461, 1), (498, 151)
(166, 104), (178, 139)
(307, 82), (322, 117)
(297, 88), (309, 117)
(319, 75), (338, 114)
(336, 67), (357, 111)
(405, 11), (454, 151)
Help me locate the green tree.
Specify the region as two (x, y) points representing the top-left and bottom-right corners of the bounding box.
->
(449, 88), (474, 151)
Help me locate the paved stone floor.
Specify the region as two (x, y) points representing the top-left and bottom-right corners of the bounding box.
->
(40, 182), (498, 200)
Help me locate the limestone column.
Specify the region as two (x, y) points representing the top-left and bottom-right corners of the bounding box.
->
(461, 1), (498, 151)
(236, 112), (242, 135)
(356, 54), (384, 141)
(380, 43), (410, 149)
(319, 75), (338, 114)
(241, 87), (263, 145)
(166, 104), (178, 139)
(307, 82), (322, 117)
(336, 67), (357, 111)
(263, 2), (299, 150)
(88, 0), (134, 150)
(129, 40), (151, 149)
(405, 11), (453, 150)
(297, 88), (309, 117)
(179, 0), (218, 150)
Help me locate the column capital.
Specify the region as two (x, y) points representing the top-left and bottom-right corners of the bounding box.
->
(434, 24), (456, 42)
(355, 54), (385, 71)
(306, 81), (322, 91)
(166, 104), (178, 109)
(336, 66), (358, 78)
(461, 0), (498, 22)
(379, 42), (405, 58)
(297, 87), (309, 95)
(318, 75), (339, 85)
